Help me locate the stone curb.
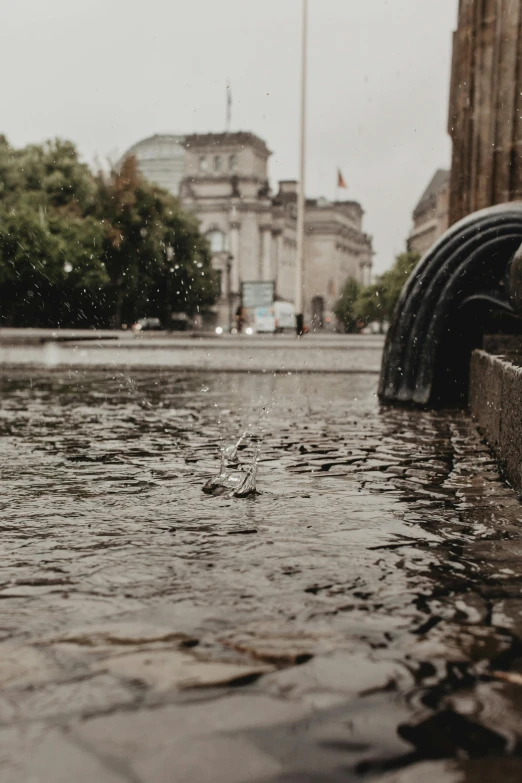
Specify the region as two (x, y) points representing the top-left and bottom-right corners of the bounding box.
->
(469, 349), (522, 495)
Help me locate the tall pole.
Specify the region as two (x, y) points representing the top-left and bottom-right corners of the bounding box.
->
(226, 81), (232, 132)
(227, 256), (233, 330)
(295, 0), (307, 336)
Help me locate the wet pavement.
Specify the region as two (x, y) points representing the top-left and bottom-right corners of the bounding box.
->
(1, 368), (522, 782)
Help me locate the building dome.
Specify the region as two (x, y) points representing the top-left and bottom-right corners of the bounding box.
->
(122, 134), (186, 196)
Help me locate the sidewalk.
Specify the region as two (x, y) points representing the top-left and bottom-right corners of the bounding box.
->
(0, 332), (385, 373)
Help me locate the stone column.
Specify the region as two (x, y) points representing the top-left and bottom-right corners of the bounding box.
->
(228, 205), (240, 294)
(260, 224), (272, 282)
(448, 0), (522, 224)
(273, 228), (283, 296)
(360, 259), (372, 287)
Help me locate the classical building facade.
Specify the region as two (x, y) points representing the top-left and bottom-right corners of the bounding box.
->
(123, 131), (373, 328)
(448, 0), (522, 224)
(180, 132), (274, 326)
(407, 169), (450, 256)
(305, 197), (372, 325)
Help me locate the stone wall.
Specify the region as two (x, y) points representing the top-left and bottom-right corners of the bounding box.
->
(449, 0), (522, 224)
(469, 349), (522, 495)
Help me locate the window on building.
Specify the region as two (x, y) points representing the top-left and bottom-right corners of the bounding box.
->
(214, 155), (222, 172)
(229, 154), (237, 172)
(207, 229), (226, 253)
(199, 156), (208, 172)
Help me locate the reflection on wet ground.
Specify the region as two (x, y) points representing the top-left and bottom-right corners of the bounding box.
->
(1, 368), (522, 782)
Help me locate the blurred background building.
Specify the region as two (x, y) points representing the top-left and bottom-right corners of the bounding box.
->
(407, 169), (449, 256)
(121, 131), (373, 328)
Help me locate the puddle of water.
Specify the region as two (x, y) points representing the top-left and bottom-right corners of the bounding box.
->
(1, 368), (522, 779)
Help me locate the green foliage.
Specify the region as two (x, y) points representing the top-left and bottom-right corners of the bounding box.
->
(377, 251), (420, 320)
(0, 200), (61, 325)
(351, 251), (420, 328)
(0, 138), (219, 328)
(333, 277), (361, 333)
(93, 156), (218, 327)
(352, 283), (384, 326)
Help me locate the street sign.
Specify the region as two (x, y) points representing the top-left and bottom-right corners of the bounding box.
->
(241, 281), (275, 309)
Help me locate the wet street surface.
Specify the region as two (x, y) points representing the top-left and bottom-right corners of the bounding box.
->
(1, 368), (522, 782)
(0, 333), (384, 374)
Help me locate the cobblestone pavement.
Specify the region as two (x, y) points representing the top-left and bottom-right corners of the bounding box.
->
(1, 368), (522, 782)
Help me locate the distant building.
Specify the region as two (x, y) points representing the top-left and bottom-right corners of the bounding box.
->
(305, 197), (372, 326)
(180, 132), (274, 326)
(407, 169), (450, 257)
(269, 183), (372, 326)
(122, 131), (373, 327)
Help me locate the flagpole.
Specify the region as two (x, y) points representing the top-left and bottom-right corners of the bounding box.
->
(295, 0), (308, 336)
(226, 81), (231, 132)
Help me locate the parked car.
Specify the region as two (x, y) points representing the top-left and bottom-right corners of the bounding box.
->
(132, 317), (163, 332)
(170, 312), (191, 332)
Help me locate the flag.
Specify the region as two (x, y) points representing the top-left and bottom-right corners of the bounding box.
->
(337, 169), (347, 189)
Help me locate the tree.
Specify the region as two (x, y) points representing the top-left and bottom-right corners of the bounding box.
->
(377, 251), (420, 321)
(50, 212), (109, 327)
(351, 251), (420, 329)
(352, 283), (385, 327)
(0, 199), (62, 325)
(0, 139), (219, 328)
(333, 277), (361, 333)
(145, 193), (219, 325)
(0, 136), (109, 326)
(93, 156), (219, 328)
(92, 157), (147, 328)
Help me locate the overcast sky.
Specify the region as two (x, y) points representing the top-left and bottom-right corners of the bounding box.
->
(1, 0), (458, 273)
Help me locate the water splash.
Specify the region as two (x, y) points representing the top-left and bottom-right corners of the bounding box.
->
(202, 448), (259, 498)
(202, 453), (229, 494)
(222, 432), (247, 466)
(233, 448), (259, 497)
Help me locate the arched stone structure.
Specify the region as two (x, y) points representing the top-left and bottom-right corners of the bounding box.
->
(379, 203), (522, 407)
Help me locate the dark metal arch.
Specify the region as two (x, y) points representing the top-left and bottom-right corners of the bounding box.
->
(379, 203), (522, 407)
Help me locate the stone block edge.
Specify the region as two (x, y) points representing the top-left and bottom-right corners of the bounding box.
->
(470, 349), (522, 496)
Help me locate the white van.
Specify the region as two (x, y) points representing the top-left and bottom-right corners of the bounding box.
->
(254, 302), (296, 333)
(254, 306), (276, 333)
(274, 301), (296, 332)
